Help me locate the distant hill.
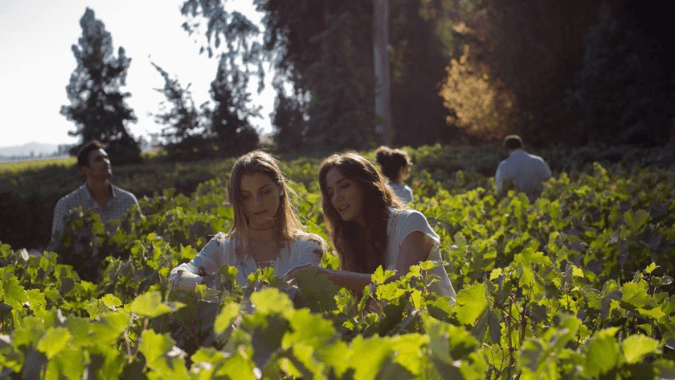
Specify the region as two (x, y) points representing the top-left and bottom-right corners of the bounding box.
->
(0, 142), (60, 157)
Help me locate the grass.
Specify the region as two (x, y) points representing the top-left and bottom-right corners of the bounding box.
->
(0, 156), (77, 175)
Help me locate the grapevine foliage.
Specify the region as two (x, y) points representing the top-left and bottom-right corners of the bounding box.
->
(1, 145), (675, 379)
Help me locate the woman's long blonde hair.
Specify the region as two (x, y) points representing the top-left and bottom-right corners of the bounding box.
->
(227, 150), (303, 257)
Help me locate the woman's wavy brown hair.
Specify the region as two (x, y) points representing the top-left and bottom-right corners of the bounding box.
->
(375, 146), (412, 183)
(318, 152), (405, 274)
(227, 150), (303, 258)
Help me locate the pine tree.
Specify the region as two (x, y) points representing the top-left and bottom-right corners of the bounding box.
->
(151, 62), (206, 144)
(209, 55), (260, 156)
(61, 8), (140, 164)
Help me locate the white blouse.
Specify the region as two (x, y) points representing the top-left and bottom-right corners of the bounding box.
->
(388, 182), (414, 203)
(169, 232), (325, 291)
(384, 208), (456, 303)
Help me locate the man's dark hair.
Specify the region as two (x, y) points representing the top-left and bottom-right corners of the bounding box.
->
(77, 140), (106, 168)
(503, 135), (524, 151)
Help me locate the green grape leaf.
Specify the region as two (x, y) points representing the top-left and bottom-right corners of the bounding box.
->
(36, 327), (71, 359)
(294, 267), (340, 312)
(637, 307), (665, 320)
(487, 309), (502, 345)
(371, 266), (396, 285)
(250, 288), (293, 315)
(589, 280), (621, 319)
(1, 270), (28, 311)
(284, 308), (336, 349)
(101, 294), (122, 308)
(89, 312), (130, 345)
(25, 289), (47, 313)
(644, 263), (659, 274)
(518, 338), (545, 373)
(128, 291), (183, 319)
(621, 282), (654, 309)
(214, 303), (240, 335)
(513, 248), (552, 268)
(47, 348), (85, 380)
(139, 329), (174, 365)
(489, 268), (503, 281)
(245, 313), (289, 370)
(212, 349), (256, 380)
(455, 282), (488, 326)
(622, 334), (660, 364)
(350, 335), (394, 380)
(453, 232), (467, 252)
(64, 316), (90, 347)
(624, 209), (650, 232)
(389, 334), (427, 376)
(584, 328), (620, 377)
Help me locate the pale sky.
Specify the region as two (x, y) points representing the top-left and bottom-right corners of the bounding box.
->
(0, 0), (275, 148)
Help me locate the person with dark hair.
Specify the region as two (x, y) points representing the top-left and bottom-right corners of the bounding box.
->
(287, 152), (456, 302)
(495, 134), (552, 201)
(169, 150), (325, 290)
(50, 140), (139, 244)
(375, 146), (414, 203)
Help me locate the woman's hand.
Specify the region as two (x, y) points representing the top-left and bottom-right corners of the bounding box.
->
(284, 263), (324, 285)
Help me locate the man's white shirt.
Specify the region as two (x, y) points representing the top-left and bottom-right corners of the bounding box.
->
(51, 183), (139, 242)
(495, 150), (551, 201)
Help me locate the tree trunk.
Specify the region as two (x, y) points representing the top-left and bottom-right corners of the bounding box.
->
(373, 0), (393, 145)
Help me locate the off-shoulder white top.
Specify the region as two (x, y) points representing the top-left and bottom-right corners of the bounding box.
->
(169, 232), (325, 291)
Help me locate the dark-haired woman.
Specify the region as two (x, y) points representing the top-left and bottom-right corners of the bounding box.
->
(169, 150), (325, 290)
(375, 146), (413, 203)
(289, 152), (455, 302)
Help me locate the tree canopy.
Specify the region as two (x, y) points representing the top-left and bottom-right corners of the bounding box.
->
(178, 0), (674, 151)
(60, 8), (141, 164)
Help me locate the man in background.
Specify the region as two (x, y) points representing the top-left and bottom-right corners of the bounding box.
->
(495, 135), (552, 201)
(50, 140), (140, 245)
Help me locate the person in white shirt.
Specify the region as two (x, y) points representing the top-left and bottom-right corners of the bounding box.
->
(375, 146), (414, 203)
(169, 150), (325, 290)
(495, 135), (552, 201)
(287, 152), (456, 303)
(51, 140), (139, 246)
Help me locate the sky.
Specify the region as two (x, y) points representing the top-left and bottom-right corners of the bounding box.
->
(0, 0), (275, 149)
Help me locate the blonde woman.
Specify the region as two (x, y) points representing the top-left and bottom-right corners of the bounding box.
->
(169, 150), (325, 290)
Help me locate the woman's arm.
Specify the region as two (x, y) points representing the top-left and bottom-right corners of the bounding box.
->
(320, 268), (374, 292)
(286, 228), (435, 292)
(395, 231), (435, 276)
(169, 236), (224, 291)
(319, 231), (432, 291)
(284, 264), (373, 292)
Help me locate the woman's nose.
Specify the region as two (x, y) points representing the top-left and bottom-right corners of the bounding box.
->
(332, 190), (341, 202)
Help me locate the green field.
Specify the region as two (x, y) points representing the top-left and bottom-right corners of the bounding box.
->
(0, 144), (674, 379)
(0, 156), (76, 174)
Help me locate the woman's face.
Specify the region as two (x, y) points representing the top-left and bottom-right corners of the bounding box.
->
(239, 172), (282, 229)
(325, 167), (366, 227)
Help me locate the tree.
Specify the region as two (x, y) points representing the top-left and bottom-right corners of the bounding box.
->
(388, 0), (466, 146)
(61, 8), (141, 164)
(439, 44), (515, 141)
(151, 62), (207, 144)
(271, 81), (307, 152)
(564, 4), (675, 145)
(209, 54), (260, 155)
(259, 0), (378, 151)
